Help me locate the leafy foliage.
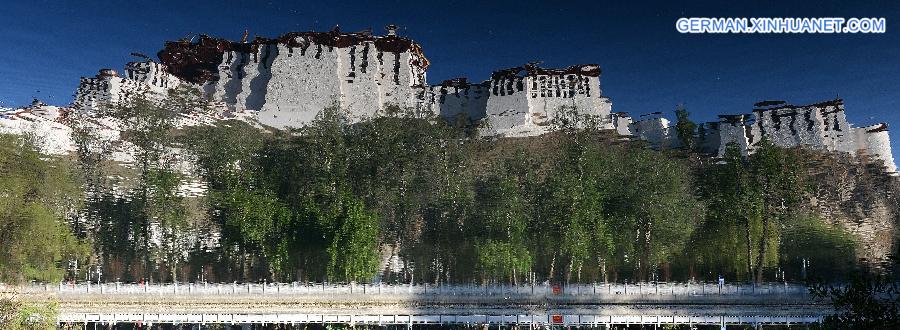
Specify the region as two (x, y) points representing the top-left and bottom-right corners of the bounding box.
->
(325, 192), (381, 282)
(810, 260), (900, 329)
(5, 90), (883, 288)
(473, 173), (533, 283)
(695, 140), (809, 282)
(673, 104), (697, 150)
(0, 134), (88, 283)
(0, 295), (58, 330)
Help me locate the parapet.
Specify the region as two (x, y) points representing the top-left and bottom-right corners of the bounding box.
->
(480, 63), (612, 137)
(98, 69), (119, 78)
(865, 123), (889, 133)
(718, 114), (751, 125)
(490, 63), (601, 80)
(752, 99), (843, 112)
(157, 27), (428, 85)
(709, 99), (895, 173)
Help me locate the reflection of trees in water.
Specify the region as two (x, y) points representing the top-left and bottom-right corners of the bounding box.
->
(79, 109), (897, 284)
(8, 91), (898, 287)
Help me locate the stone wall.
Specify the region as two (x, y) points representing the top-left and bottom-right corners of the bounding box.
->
(611, 112), (633, 136)
(480, 64), (613, 137)
(855, 123), (896, 172)
(622, 98), (895, 174)
(427, 78), (489, 123)
(480, 71), (532, 137)
(716, 114), (752, 156)
(713, 100), (897, 173)
(71, 31), (617, 137)
(182, 30), (430, 129)
(750, 101), (830, 152)
(121, 29), (418, 126)
(124, 61), (183, 93)
(74, 69), (147, 112)
(698, 122), (721, 155)
(61, 29), (897, 174)
(251, 43), (341, 127)
(74, 61), (188, 113)
(629, 113), (677, 149)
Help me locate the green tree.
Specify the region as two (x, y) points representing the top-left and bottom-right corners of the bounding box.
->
(343, 105), (469, 283)
(541, 169), (609, 283)
(696, 141), (806, 283)
(473, 174), (533, 284)
(601, 146), (700, 281)
(0, 295), (58, 330)
(673, 104), (697, 150)
(0, 134), (88, 283)
(146, 168), (190, 282)
(810, 257), (900, 329)
(540, 146), (611, 283)
(109, 93), (193, 281)
(781, 213), (857, 281)
(219, 188), (291, 279)
(551, 105), (606, 132)
(320, 191), (381, 282)
(475, 240), (532, 284)
(695, 143), (763, 281)
(182, 120), (266, 191)
(749, 140), (806, 282)
(183, 120), (270, 280)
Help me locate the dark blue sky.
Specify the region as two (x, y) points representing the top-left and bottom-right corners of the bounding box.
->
(1, 0), (898, 150)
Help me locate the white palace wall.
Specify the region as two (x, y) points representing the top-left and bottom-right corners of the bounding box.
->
(480, 64), (613, 137)
(62, 29), (895, 173)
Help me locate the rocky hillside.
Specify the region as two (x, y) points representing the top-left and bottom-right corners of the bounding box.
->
(801, 150), (900, 267)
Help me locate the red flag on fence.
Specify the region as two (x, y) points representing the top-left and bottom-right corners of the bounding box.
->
(552, 315), (563, 324)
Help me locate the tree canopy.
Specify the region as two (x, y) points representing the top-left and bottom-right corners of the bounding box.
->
(3, 92), (891, 289)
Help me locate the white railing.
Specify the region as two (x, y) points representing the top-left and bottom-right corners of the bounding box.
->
(57, 312), (826, 326)
(17, 281), (812, 297)
(13, 282), (828, 326)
